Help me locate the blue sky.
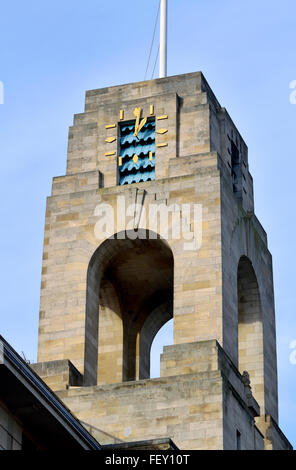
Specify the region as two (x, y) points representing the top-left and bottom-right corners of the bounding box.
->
(0, 0), (295, 447)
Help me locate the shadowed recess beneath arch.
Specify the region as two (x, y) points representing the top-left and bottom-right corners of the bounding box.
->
(84, 230), (174, 386)
(237, 255), (265, 412)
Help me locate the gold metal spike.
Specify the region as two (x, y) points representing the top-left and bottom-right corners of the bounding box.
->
(149, 104), (154, 115)
(156, 128), (168, 134)
(105, 151), (116, 157)
(105, 137), (116, 143)
(105, 124), (116, 129)
(149, 151), (153, 160)
(120, 110), (124, 120)
(133, 154), (138, 163)
(118, 157), (122, 166)
(156, 143), (168, 148)
(156, 115), (168, 120)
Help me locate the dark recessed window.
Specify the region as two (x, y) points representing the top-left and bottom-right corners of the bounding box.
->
(231, 139), (241, 194)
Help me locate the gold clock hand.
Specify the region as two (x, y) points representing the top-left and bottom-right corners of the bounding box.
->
(137, 117), (147, 135)
(133, 107), (141, 136)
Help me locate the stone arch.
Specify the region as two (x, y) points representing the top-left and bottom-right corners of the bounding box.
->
(237, 255), (264, 410)
(84, 229), (174, 385)
(139, 299), (173, 379)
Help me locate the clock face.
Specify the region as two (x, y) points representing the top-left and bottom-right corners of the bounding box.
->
(118, 109), (156, 185)
(104, 105), (168, 186)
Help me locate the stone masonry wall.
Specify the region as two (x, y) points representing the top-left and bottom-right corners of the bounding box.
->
(56, 340), (263, 450)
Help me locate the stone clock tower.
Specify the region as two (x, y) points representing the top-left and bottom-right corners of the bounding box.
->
(32, 72), (292, 450)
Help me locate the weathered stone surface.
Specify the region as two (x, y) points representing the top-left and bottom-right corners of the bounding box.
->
(31, 359), (83, 391)
(54, 340), (262, 450)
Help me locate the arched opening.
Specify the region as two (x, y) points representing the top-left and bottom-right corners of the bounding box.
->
(85, 230), (174, 385)
(139, 301), (173, 380)
(150, 318), (174, 379)
(237, 256), (264, 409)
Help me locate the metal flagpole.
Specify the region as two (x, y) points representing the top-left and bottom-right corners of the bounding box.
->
(159, 0), (167, 78)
